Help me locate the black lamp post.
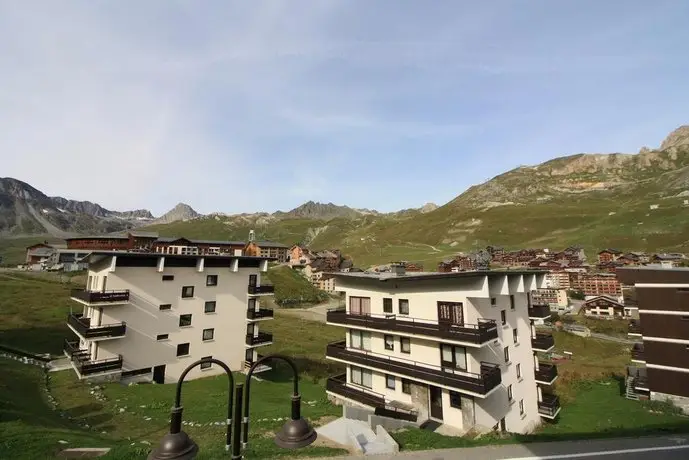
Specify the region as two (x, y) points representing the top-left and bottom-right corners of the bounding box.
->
(148, 355), (317, 460)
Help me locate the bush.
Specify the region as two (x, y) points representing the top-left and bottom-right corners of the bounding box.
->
(568, 289), (586, 300)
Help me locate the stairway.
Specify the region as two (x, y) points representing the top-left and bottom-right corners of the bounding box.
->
(625, 376), (639, 400)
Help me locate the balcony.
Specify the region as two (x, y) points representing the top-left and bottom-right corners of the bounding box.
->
(326, 309), (498, 347)
(67, 313), (126, 340)
(70, 289), (129, 304)
(628, 320), (642, 336)
(64, 340), (123, 377)
(531, 332), (555, 352)
(245, 332), (273, 347)
(326, 374), (418, 422)
(528, 304), (551, 320)
(248, 285), (275, 295)
(538, 393), (561, 419)
(325, 341), (502, 397)
(631, 343), (645, 362)
(246, 307), (274, 320)
(534, 362), (558, 384)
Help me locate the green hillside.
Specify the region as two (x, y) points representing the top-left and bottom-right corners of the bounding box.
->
(264, 266), (329, 306)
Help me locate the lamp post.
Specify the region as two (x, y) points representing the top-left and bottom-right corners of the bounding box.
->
(149, 355), (316, 460)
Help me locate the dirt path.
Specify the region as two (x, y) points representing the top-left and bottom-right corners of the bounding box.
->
(279, 298), (343, 323)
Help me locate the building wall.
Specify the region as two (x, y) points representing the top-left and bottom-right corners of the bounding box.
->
(334, 272), (544, 434)
(80, 260), (263, 382)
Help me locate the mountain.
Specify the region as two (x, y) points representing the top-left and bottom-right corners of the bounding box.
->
(145, 124), (689, 267)
(151, 203), (200, 225)
(274, 201), (373, 220)
(0, 177), (154, 237)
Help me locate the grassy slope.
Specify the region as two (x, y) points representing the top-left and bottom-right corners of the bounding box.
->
(264, 266), (329, 306)
(0, 235), (63, 266)
(0, 272), (79, 355)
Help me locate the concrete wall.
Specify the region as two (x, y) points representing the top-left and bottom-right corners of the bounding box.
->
(77, 258), (263, 382)
(651, 391), (689, 415)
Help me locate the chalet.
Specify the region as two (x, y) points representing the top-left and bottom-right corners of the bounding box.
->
(582, 296), (631, 319)
(650, 253), (686, 268)
(289, 245), (313, 266)
(597, 249), (622, 264)
(437, 255), (476, 272)
(154, 237), (245, 256)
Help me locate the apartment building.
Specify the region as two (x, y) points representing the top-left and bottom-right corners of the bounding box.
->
(63, 251), (275, 383)
(619, 267), (689, 414)
(532, 289), (568, 311)
(324, 267), (560, 434)
(570, 273), (621, 296)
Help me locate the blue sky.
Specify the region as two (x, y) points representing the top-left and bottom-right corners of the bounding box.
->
(2, 1), (688, 216)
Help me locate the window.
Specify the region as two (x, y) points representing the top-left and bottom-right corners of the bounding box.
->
(350, 330), (371, 351)
(385, 374), (396, 389)
(507, 384), (513, 402)
(176, 343), (190, 357)
(491, 297), (497, 306)
(384, 335), (394, 351)
(350, 366), (372, 388)
(449, 391), (462, 409)
(501, 310), (507, 326)
(200, 356), (212, 369)
(162, 275), (174, 281)
(202, 328), (214, 341)
(400, 337), (411, 354)
(519, 399), (524, 415)
(513, 328), (518, 344)
(441, 344), (467, 370)
(383, 298), (393, 313)
(516, 363), (522, 379)
(206, 275), (218, 286)
(398, 299), (409, 315)
(504, 346), (510, 363)
(181, 286), (195, 298)
(402, 379), (411, 394)
(159, 304), (172, 311)
(204, 301), (216, 313)
(156, 334), (169, 341)
(510, 295), (515, 310)
(349, 296), (371, 315)
(179, 314), (192, 327)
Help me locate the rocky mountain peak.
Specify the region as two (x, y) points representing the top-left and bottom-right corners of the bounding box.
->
(660, 125), (689, 150)
(277, 201), (365, 220)
(153, 203), (200, 224)
(419, 202), (439, 213)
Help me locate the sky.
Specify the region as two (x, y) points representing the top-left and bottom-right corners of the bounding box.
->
(2, 1), (689, 216)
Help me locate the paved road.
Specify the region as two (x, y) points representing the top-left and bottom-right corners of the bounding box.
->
(313, 434), (689, 459)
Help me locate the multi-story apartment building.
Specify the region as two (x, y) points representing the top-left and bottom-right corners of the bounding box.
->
(532, 289), (568, 311)
(63, 251), (275, 383)
(544, 271), (571, 290)
(324, 266), (560, 434)
(569, 273), (621, 296)
(619, 267), (689, 414)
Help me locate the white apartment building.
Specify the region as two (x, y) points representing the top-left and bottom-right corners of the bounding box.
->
(324, 267), (560, 434)
(64, 251), (275, 383)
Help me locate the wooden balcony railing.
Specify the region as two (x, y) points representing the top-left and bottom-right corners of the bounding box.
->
(631, 343), (645, 361)
(70, 289), (130, 303)
(528, 304), (551, 319)
(534, 362), (558, 383)
(326, 341), (501, 396)
(67, 313), (126, 339)
(246, 307), (274, 320)
(63, 339), (123, 376)
(531, 332), (555, 351)
(538, 393), (560, 418)
(245, 332), (273, 346)
(248, 285), (275, 295)
(326, 308), (498, 346)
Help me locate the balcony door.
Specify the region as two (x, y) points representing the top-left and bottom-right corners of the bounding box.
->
(437, 301), (464, 326)
(440, 344), (467, 372)
(349, 297), (371, 316)
(429, 386), (444, 421)
(249, 274), (257, 288)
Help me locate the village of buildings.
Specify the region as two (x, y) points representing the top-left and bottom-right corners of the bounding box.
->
(14, 234), (689, 439)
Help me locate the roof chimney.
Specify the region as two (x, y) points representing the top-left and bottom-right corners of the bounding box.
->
(390, 263), (406, 276)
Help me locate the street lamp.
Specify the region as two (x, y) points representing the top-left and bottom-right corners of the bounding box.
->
(148, 355), (316, 460)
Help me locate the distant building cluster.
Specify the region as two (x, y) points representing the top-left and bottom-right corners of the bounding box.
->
(23, 230), (289, 271)
(288, 245), (355, 292)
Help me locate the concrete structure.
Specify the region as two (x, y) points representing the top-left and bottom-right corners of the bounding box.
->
(619, 267), (689, 414)
(324, 267), (559, 435)
(63, 251), (275, 383)
(570, 272), (621, 296)
(532, 288), (568, 311)
(544, 271), (571, 290)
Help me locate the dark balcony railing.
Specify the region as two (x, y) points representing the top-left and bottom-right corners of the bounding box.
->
(534, 362), (558, 383)
(70, 289), (130, 303)
(326, 341), (501, 396)
(326, 374), (418, 422)
(627, 365), (649, 390)
(538, 393), (560, 418)
(326, 308), (498, 345)
(528, 304), (551, 319)
(531, 332), (555, 351)
(246, 307), (274, 320)
(64, 339), (123, 376)
(245, 332), (273, 346)
(248, 285), (275, 295)
(628, 320), (642, 335)
(67, 313), (127, 339)
(631, 343), (645, 361)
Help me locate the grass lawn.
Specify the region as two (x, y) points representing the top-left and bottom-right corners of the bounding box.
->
(0, 272), (81, 356)
(264, 266), (330, 306)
